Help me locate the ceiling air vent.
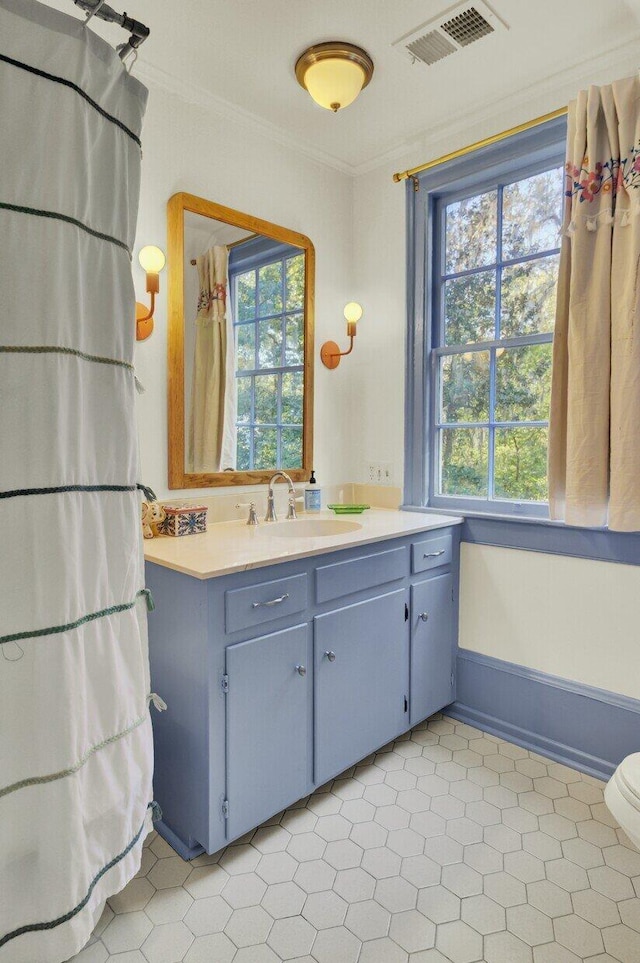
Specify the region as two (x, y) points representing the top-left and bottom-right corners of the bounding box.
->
(393, 1), (507, 67)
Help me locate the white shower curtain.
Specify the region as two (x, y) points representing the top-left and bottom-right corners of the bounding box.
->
(0, 2), (155, 961)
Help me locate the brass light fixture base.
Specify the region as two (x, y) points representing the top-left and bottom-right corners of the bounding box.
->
(295, 42), (374, 111)
(321, 340), (342, 369)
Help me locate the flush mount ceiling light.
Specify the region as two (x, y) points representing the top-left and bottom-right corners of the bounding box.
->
(295, 42), (374, 113)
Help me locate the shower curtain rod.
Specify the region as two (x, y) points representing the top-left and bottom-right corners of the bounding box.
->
(73, 0), (149, 61)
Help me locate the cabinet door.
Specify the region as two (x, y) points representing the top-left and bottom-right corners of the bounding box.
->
(314, 589), (408, 786)
(226, 623), (311, 840)
(410, 573), (454, 726)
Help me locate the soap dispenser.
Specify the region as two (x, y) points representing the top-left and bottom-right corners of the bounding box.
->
(304, 470), (322, 513)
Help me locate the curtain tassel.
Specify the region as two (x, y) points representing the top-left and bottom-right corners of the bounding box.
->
(148, 692), (167, 712)
(150, 801), (163, 822)
(137, 483), (157, 501)
(140, 588), (155, 611)
(135, 376), (145, 394)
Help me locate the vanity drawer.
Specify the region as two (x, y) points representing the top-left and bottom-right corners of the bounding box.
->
(315, 546), (408, 604)
(411, 533), (452, 574)
(225, 573), (308, 634)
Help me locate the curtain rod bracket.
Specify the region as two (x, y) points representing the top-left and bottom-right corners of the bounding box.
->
(73, 0), (149, 59)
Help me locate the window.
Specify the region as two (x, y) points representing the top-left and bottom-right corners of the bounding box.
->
(230, 238), (305, 471)
(405, 117), (567, 517)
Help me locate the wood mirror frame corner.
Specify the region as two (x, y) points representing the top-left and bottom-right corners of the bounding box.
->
(166, 192), (315, 489)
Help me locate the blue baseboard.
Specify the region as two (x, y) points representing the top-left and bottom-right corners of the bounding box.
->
(448, 650), (640, 782)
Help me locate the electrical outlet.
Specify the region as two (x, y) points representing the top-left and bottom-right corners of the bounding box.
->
(367, 462), (394, 485)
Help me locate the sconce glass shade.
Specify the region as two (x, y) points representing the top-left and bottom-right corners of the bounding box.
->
(296, 43), (374, 113)
(344, 301), (363, 324)
(138, 245), (166, 274)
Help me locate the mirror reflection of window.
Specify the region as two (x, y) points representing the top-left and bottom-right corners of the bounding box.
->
(170, 194), (313, 489)
(230, 237), (304, 472)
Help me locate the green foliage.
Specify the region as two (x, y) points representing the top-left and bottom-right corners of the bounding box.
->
(233, 253), (306, 471)
(438, 166), (562, 503)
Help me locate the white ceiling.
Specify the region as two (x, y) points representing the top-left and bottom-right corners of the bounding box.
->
(50, 0), (640, 173)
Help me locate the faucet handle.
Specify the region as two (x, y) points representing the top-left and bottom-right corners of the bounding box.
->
(287, 495), (298, 520)
(236, 501), (259, 526)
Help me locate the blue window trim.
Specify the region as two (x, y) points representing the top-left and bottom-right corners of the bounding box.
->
(403, 114), (640, 560)
(229, 237), (304, 471)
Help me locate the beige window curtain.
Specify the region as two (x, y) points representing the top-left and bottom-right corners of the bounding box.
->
(549, 74), (640, 532)
(187, 245), (229, 473)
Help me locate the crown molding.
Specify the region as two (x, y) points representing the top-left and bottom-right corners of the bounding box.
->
(134, 60), (355, 178)
(135, 33), (640, 182)
(354, 33), (640, 177)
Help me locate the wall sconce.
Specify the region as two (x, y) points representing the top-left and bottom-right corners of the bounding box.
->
(321, 302), (363, 369)
(295, 42), (374, 113)
(136, 245), (166, 342)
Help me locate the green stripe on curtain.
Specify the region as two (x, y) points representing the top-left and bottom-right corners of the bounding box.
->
(0, 588), (154, 647)
(0, 803), (157, 949)
(0, 52), (142, 147)
(0, 202), (131, 255)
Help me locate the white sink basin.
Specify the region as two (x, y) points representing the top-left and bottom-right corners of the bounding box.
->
(262, 519), (363, 538)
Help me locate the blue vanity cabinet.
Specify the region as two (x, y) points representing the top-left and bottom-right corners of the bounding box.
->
(410, 573), (455, 726)
(314, 589), (409, 786)
(225, 623), (312, 841)
(145, 520), (461, 859)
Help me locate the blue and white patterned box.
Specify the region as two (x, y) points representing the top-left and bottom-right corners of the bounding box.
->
(158, 505), (208, 537)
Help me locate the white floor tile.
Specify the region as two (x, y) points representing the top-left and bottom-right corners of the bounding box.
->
(68, 715), (640, 963)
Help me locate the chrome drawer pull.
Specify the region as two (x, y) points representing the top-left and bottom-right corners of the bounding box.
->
(423, 550), (445, 559)
(295, 664), (307, 676)
(325, 650), (336, 662)
(420, 612), (429, 622)
(252, 592), (290, 608)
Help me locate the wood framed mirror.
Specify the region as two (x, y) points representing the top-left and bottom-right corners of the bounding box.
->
(167, 193), (315, 488)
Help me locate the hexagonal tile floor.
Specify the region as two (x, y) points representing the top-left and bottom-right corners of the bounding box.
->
(69, 715), (640, 963)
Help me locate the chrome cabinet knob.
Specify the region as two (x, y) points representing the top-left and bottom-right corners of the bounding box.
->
(295, 664), (307, 676)
(324, 650), (336, 662)
(420, 612), (429, 622)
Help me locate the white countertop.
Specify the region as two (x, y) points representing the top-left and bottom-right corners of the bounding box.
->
(143, 508), (463, 579)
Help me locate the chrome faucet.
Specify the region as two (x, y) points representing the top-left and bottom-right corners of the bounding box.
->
(266, 471), (297, 522)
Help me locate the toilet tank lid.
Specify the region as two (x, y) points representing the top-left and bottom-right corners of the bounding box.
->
(617, 753), (640, 799)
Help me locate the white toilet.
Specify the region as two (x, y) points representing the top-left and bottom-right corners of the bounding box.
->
(605, 753), (640, 850)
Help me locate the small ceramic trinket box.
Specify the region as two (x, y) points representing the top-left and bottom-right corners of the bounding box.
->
(158, 504), (208, 536)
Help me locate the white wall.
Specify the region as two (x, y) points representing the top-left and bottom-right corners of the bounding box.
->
(132, 85), (354, 499)
(459, 544), (640, 700)
(349, 50), (640, 699)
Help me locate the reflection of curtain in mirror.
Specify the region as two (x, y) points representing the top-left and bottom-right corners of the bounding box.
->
(187, 246), (234, 472)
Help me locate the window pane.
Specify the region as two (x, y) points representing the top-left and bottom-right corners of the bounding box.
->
(258, 316), (283, 368)
(495, 344), (552, 422)
(281, 427), (303, 469)
(236, 323), (255, 370)
(286, 254), (304, 311)
(494, 427), (548, 501)
(254, 374), (277, 424)
(440, 352), (490, 423)
(235, 271), (255, 322)
(285, 313), (304, 365)
(236, 375), (252, 423)
(258, 261), (283, 316)
(445, 190), (497, 274)
(254, 427), (278, 469)
(236, 427), (251, 470)
(444, 271), (495, 345)
(439, 427), (488, 497)
(501, 254), (559, 338)
(281, 371), (303, 424)
(502, 167), (563, 260)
